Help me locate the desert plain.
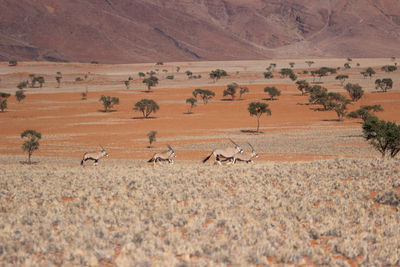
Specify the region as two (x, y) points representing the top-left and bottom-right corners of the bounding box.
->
(0, 58), (399, 266)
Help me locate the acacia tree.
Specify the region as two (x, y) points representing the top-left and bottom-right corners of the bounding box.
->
(15, 90), (26, 103)
(347, 105), (384, 122)
(17, 81), (28, 90)
(21, 129), (41, 164)
(56, 72), (62, 88)
(239, 86), (249, 99)
(305, 61), (314, 67)
(248, 102), (271, 132)
(147, 131), (157, 147)
(209, 69), (227, 82)
(192, 88), (215, 104)
(381, 65), (397, 73)
(296, 80), (310, 95)
(8, 60), (17, 66)
(344, 83), (364, 102)
(375, 78), (393, 92)
(134, 99), (160, 118)
(279, 68), (294, 78)
(335, 75), (349, 85)
(0, 92), (10, 112)
(362, 117), (400, 158)
(264, 86), (281, 100)
(365, 67), (376, 78)
(99, 95), (120, 112)
(223, 82), (239, 100)
(143, 76), (159, 91)
(124, 80), (130, 89)
(185, 97), (197, 113)
(326, 93), (351, 121)
(264, 71), (273, 79)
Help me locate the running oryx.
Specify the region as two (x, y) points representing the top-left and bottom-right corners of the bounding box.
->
(81, 145), (109, 166)
(148, 144), (176, 165)
(228, 142), (259, 164)
(202, 139), (243, 165)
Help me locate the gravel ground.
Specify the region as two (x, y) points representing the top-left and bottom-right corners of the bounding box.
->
(1, 156), (399, 266)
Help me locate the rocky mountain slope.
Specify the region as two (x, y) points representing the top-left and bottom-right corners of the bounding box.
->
(0, 0), (399, 63)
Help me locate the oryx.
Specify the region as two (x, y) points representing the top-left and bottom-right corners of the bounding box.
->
(229, 142), (259, 164)
(80, 145), (109, 166)
(202, 139), (243, 165)
(148, 144), (176, 165)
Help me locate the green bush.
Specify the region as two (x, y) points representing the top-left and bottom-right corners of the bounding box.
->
(362, 117), (400, 158)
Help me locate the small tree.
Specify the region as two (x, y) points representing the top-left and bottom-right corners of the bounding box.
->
(124, 80), (130, 89)
(344, 83), (364, 102)
(375, 78), (393, 92)
(29, 74), (36, 87)
(0, 92), (11, 112)
(289, 72), (297, 81)
(264, 71), (273, 79)
(56, 72), (62, 88)
(279, 68), (294, 78)
(21, 129), (41, 164)
(365, 67), (376, 78)
(15, 90), (26, 103)
(192, 88), (215, 104)
(381, 65), (397, 73)
(289, 62), (295, 68)
(36, 76), (45, 88)
(264, 86), (281, 100)
(143, 76), (159, 91)
(248, 102), (271, 132)
(81, 86), (88, 100)
(296, 80), (310, 95)
(17, 81), (28, 90)
(308, 86), (329, 109)
(335, 75), (349, 85)
(347, 105), (384, 122)
(239, 86), (249, 99)
(362, 117), (400, 158)
(209, 69), (227, 82)
(267, 63), (277, 71)
(185, 71), (193, 78)
(305, 61), (314, 67)
(186, 97), (197, 113)
(134, 99), (160, 118)
(313, 67), (336, 82)
(223, 82), (239, 100)
(8, 60), (18, 66)
(326, 93), (351, 121)
(99, 95), (119, 112)
(147, 131), (157, 147)
(344, 63), (351, 69)
(138, 72), (146, 78)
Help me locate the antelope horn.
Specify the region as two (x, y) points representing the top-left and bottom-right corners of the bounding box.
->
(99, 144), (105, 150)
(248, 142), (255, 152)
(229, 138), (238, 146)
(167, 144), (173, 151)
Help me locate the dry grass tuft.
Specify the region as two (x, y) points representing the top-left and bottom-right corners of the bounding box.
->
(0, 156), (399, 265)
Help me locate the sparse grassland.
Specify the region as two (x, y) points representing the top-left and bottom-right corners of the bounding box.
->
(0, 156), (399, 266)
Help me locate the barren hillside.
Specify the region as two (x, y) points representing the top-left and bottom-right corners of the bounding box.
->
(0, 0), (399, 63)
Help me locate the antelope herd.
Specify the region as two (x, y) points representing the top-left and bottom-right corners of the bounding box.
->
(80, 140), (258, 166)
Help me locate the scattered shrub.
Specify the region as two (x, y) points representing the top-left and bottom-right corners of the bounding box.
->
(134, 99), (159, 118)
(99, 95), (119, 112)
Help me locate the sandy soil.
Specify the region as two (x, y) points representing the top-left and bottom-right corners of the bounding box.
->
(0, 58), (399, 162)
(0, 58), (399, 265)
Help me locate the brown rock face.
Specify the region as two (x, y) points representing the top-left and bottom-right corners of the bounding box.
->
(0, 0), (399, 63)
